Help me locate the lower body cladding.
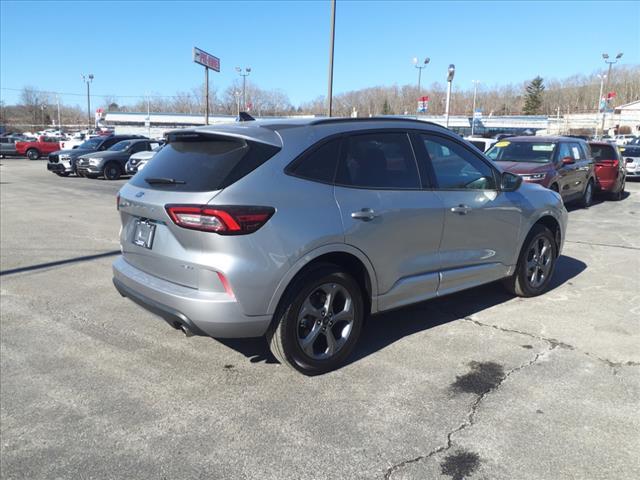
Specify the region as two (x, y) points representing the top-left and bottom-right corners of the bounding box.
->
(112, 256), (272, 338)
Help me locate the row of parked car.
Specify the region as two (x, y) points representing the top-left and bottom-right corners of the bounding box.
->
(46, 135), (163, 180)
(464, 135), (638, 203)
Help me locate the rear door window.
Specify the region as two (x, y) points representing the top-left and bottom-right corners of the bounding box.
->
(335, 132), (420, 189)
(130, 132), (280, 192)
(288, 138), (341, 183)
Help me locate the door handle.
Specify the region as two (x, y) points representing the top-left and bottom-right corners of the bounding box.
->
(351, 208), (378, 221)
(450, 204), (472, 215)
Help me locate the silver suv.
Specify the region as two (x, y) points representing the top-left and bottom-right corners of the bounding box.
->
(113, 118), (567, 375)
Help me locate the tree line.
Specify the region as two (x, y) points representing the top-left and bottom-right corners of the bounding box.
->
(1, 65), (638, 129)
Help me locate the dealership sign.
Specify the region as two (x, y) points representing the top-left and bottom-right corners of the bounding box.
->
(417, 96), (429, 113)
(193, 47), (220, 72)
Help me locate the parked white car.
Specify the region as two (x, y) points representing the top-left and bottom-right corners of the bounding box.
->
(125, 143), (163, 175)
(615, 134), (637, 146)
(464, 136), (497, 152)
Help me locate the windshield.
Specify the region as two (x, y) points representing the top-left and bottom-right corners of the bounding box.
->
(486, 141), (555, 163)
(78, 137), (103, 150)
(109, 140), (133, 152)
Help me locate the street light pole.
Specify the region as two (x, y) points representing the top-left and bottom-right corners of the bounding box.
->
(81, 74), (94, 131)
(600, 52), (623, 136)
(471, 80), (479, 136)
(235, 67), (251, 111)
(596, 74), (606, 137)
(412, 57), (430, 95)
(445, 64), (455, 128)
(327, 0), (336, 117)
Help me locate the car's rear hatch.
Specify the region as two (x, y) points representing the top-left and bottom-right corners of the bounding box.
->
(117, 128), (281, 290)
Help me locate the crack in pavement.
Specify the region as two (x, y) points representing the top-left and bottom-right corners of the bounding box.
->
(463, 318), (640, 369)
(383, 342), (558, 479)
(564, 240), (640, 251)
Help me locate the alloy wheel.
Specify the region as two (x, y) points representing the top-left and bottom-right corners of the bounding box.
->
(525, 236), (553, 289)
(296, 283), (354, 360)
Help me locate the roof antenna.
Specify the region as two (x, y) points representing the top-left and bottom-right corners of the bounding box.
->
(237, 112), (255, 122)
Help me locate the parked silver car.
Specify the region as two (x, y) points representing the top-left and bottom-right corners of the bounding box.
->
(113, 118), (568, 375)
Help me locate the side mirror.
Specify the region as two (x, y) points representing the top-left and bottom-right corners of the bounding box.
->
(561, 156), (575, 165)
(501, 172), (522, 192)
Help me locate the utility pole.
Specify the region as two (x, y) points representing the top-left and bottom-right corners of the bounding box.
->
(81, 74), (94, 131)
(471, 80), (479, 136)
(327, 0), (336, 117)
(56, 95), (61, 132)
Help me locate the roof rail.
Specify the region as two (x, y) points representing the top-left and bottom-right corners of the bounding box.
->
(309, 116), (448, 129)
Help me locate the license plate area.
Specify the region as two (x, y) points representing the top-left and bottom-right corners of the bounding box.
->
(133, 220), (156, 249)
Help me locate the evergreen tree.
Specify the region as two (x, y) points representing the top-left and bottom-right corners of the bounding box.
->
(382, 98), (392, 115)
(523, 76), (545, 115)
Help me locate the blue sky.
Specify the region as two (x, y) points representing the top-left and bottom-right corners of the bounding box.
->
(1, 0), (639, 108)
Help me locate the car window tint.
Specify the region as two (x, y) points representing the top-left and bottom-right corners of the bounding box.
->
(556, 143), (572, 161)
(590, 144), (617, 161)
(336, 133), (419, 189)
(290, 138), (340, 183)
(420, 134), (496, 190)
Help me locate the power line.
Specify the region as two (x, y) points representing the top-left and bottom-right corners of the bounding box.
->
(0, 87), (202, 99)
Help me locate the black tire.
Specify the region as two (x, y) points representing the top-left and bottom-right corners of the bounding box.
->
(579, 178), (594, 208)
(55, 172), (70, 177)
(103, 162), (122, 180)
(611, 178), (625, 201)
(26, 149), (40, 160)
(503, 224), (558, 298)
(86, 173), (99, 179)
(76, 170), (85, 177)
(267, 264), (364, 375)
(549, 183), (559, 194)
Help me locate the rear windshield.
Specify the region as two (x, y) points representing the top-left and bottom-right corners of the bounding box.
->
(486, 141), (555, 163)
(590, 144), (618, 161)
(130, 132), (280, 192)
(78, 137), (103, 150)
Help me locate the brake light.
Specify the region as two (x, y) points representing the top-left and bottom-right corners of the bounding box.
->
(165, 205), (274, 235)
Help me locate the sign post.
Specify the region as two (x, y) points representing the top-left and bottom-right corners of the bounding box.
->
(193, 47), (220, 125)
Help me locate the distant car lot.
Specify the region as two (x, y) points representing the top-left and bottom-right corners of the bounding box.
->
(1, 159), (638, 479)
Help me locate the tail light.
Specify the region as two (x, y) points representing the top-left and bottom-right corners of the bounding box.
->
(165, 205), (275, 235)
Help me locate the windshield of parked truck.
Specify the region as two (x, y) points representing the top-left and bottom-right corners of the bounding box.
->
(486, 141), (555, 163)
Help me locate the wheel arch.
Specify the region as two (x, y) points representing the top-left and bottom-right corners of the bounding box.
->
(529, 214), (562, 257)
(266, 244), (378, 318)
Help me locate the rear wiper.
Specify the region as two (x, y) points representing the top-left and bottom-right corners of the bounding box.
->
(145, 177), (185, 185)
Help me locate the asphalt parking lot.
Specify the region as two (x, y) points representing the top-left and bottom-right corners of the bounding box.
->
(1, 159), (639, 480)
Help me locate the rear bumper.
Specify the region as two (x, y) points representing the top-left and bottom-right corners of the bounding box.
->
(112, 256), (271, 338)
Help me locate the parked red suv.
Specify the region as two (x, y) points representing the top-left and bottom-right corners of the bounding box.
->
(588, 141), (626, 200)
(486, 136), (595, 207)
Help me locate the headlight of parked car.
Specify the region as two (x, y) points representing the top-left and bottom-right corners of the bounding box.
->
(520, 173), (546, 180)
(88, 158), (101, 165)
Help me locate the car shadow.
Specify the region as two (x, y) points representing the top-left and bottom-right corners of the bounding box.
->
(215, 254), (587, 370)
